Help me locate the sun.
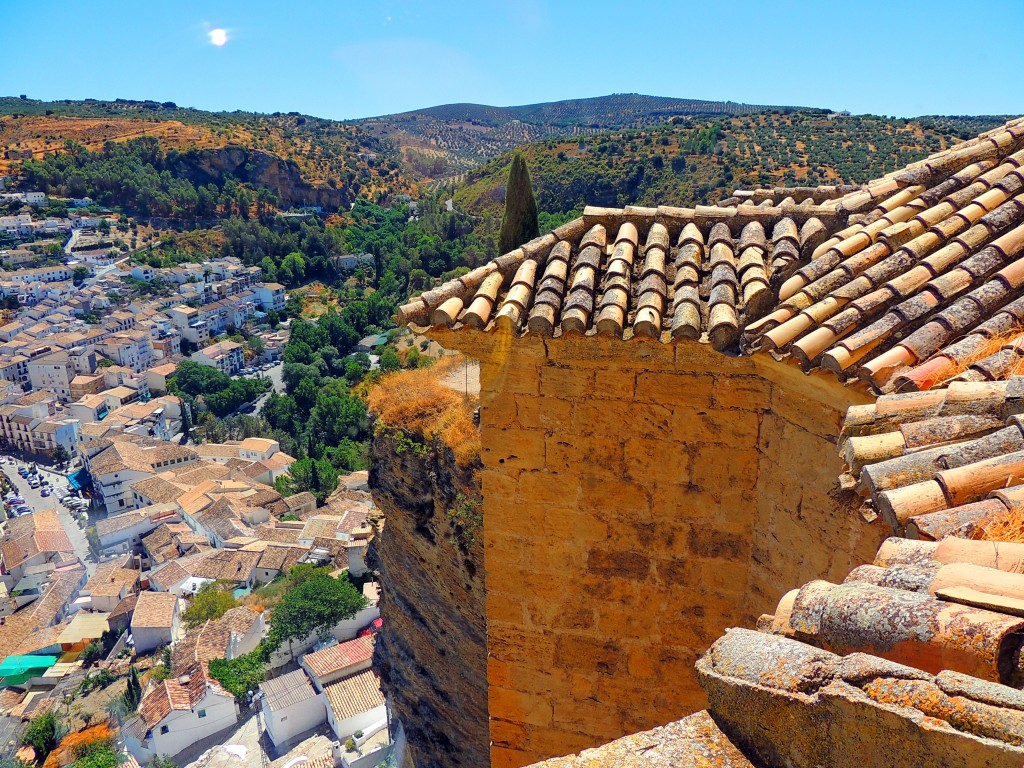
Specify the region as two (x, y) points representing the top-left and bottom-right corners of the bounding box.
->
(208, 28), (228, 47)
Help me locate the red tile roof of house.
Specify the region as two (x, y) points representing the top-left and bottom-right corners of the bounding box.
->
(302, 635), (374, 680)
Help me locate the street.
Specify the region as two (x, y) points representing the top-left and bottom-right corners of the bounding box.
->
(1, 460), (95, 576)
(238, 361), (284, 416)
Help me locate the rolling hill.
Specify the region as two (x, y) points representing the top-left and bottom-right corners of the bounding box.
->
(354, 93), (814, 178)
(0, 97), (413, 207)
(452, 112), (1015, 219)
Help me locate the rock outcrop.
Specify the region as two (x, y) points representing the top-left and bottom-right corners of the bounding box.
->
(170, 146), (349, 209)
(369, 427), (488, 768)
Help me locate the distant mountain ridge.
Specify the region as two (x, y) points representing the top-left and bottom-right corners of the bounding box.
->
(355, 93), (818, 176)
(371, 93), (810, 126)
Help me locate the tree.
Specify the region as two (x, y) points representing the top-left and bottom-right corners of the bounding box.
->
(124, 666), (142, 712)
(22, 712), (62, 763)
(498, 153), (539, 255)
(181, 582), (237, 628)
(247, 336), (265, 357)
(72, 265), (90, 283)
(378, 347), (401, 373)
(52, 445), (70, 466)
(80, 640), (103, 667)
(148, 757), (178, 768)
(267, 572), (368, 648)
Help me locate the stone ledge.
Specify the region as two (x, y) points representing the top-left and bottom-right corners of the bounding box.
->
(523, 709), (753, 768)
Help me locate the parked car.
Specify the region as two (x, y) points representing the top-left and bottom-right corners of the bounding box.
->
(15, 506), (30, 515)
(18, 468), (29, 477)
(28, 479), (39, 489)
(39, 478), (49, 486)
(40, 488), (50, 497)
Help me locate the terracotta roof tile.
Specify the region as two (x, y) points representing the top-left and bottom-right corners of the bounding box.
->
(131, 591), (178, 629)
(260, 669), (317, 710)
(400, 116), (1024, 392)
(322, 668), (385, 721)
(302, 636), (374, 679)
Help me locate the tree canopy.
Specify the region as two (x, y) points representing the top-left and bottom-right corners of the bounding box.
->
(181, 582), (238, 628)
(266, 571), (368, 648)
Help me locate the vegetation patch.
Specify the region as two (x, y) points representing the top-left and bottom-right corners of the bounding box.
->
(367, 357), (480, 466)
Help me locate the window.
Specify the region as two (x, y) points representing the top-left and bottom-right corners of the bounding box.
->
(198, 709), (207, 718)
(160, 725), (169, 734)
(281, 716), (288, 722)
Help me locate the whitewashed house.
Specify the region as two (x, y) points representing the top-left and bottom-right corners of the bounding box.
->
(123, 663), (238, 762)
(130, 591), (180, 652)
(259, 669), (326, 748)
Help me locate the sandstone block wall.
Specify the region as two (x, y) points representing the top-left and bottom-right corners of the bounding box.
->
(434, 329), (886, 768)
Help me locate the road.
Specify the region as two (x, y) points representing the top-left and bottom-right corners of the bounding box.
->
(1, 460), (95, 576)
(238, 362), (283, 416)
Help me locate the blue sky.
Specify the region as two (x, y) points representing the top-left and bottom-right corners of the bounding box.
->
(4, 0), (1022, 120)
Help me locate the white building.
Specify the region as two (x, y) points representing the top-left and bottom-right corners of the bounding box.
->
(123, 663), (239, 762)
(322, 669), (387, 745)
(191, 340), (243, 376)
(130, 590), (180, 652)
(260, 669), (327, 748)
(253, 283), (286, 312)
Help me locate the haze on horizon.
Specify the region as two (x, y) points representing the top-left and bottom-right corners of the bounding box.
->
(3, 0), (1023, 121)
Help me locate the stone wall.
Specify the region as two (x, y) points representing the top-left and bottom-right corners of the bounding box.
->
(368, 427), (489, 768)
(429, 328), (886, 768)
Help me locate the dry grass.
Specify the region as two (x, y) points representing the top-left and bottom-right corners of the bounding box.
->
(366, 355), (480, 465)
(0, 115), (234, 174)
(941, 328), (1024, 380)
(970, 507), (1024, 544)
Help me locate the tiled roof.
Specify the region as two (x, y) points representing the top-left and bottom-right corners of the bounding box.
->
(400, 117), (1024, 390)
(321, 668), (385, 721)
(131, 590), (178, 629)
(148, 560), (193, 591)
(254, 524), (303, 544)
(1, 509), (74, 570)
(108, 593), (138, 621)
(284, 491), (316, 511)
(260, 669), (317, 711)
(188, 549), (260, 583)
(95, 510), (147, 537)
(302, 636), (374, 679)
(256, 544), (307, 573)
(89, 435), (196, 476)
(838, 379), (1024, 538)
(84, 555), (138, 597)
(239, 437), (277, 453)
(300, 515), (344, 541)
(0, 565), (84, 659)
(136, 661), (218, 728)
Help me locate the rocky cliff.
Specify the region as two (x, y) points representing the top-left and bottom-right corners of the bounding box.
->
(369, 427), (488, 768)
(171, 146), (349, 209)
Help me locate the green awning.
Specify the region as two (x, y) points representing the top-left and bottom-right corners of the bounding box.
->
(0, 655), (58, 686)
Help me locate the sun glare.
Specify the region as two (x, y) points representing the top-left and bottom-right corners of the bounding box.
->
(208, 28), (228, 47)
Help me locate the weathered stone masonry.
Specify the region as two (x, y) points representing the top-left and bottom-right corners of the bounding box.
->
(429, 327), (887, 768)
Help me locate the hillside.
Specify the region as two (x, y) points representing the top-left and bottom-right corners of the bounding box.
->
(0, 97), (413, 206)
(453, 111), (1014, 218)
(356, 93), (810, 179)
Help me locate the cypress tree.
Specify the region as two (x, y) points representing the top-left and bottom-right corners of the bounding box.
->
(499, 154), (539, 255)
(125, 665), (142, 711)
